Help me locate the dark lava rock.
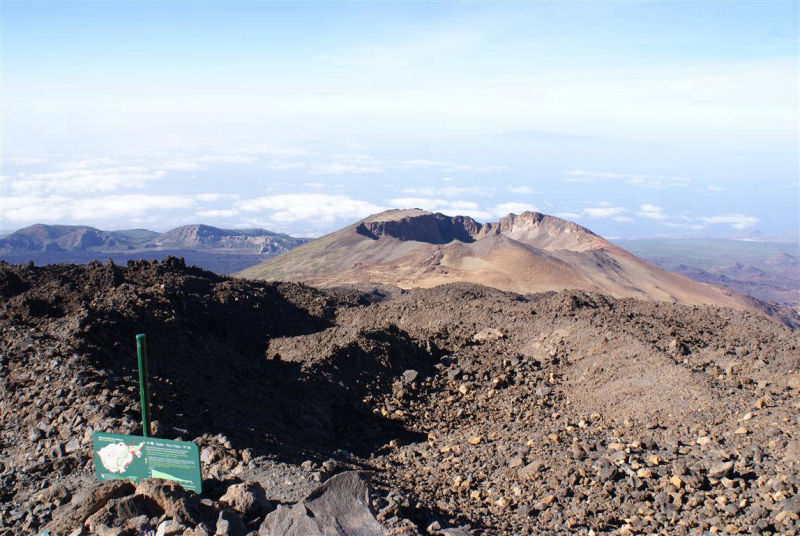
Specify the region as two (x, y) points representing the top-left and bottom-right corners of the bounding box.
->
(259, 472), (382, 536)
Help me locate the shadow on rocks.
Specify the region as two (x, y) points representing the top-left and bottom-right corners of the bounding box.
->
(3, 258), (428, 465)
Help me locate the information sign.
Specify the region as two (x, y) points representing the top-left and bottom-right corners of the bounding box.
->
(92, 431), (201, 493)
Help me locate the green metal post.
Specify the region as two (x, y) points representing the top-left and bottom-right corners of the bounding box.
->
(136, 334), (152, 437)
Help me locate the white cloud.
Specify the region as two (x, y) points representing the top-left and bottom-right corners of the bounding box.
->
(309, 162), (385, 175)
(66, 195), (195, 219)
(554, 207), (632, 222)
(398, 159), (472, 171)
(389, 197), (478, 210)
(256, 154), (386, 175)
(628, 176), (689, 188)
(238, 144), (309, 156)
(0, 194), (195, 222)
(8, 167), (166, 195)
(493, 202), (539, 217)
(563, 170), (691, 189)
(266, 161), (308, 171)
(59, 157), (119, 170)
(196, 209), (239, 218)
(566, 170), (624, 179)
(196, 155), (257, 164)
(400, 186), (495, 197)
(195, 193), (240, 202)
(330, 153), (383, 163)
(163, 155), (256, 171)
(555, 212), (582, 220)
(698, 214), (759, 229)
(637, 204), (668, 220)
(707, 185), (726, 191)
(319, 28), (482, 73)
(272, 153), (387, 175)
(633, 205), (758, 229)
(254, 153), (503, 177)
(394, 159), (508, 173)
(387, 197), (480, 210)
(383, 198), (538, 220)
(0, 157), (46, 166)
(584, 206), (626, 218)
(386, 197), (493, 220)
(237, 194), (385, 223)
(162, 161), (204, 171)
(562, 176), (596, 184)
(0, 195), (69, 221)
(507, 186), (535, 194)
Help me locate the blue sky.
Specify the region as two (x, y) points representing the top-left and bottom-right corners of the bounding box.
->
(1, 1), (797, 238)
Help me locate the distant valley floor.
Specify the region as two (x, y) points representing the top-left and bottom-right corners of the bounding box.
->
(615, 238), (800, 310)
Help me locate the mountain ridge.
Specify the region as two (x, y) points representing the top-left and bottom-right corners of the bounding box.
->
(0, 223), (304, 254)
(0, 223), (306, 274)
(240, 208), (797, 326)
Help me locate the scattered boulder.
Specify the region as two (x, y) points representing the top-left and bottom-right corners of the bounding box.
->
(518, 461), (542, 479)
(401, 369), (419, 384)
(473, 328), (504, 343)
(707, 461), (734, 479)
(155, 519), (186, 536)
(84, 494), (161, 534)
(134, 481), (204, 526)
(785, 440), (800, 463)
(125, 515), (153, 534)
(219, 481), (269, 518)
(45, 481), (136, 534)
(259, 472), (382, 536)
(201, 447), (220, 465)
(215, 509), (248, 536)
(65, 438), (82, 454)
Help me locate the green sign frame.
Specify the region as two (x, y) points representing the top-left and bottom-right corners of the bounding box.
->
(92, 431), (202, 493)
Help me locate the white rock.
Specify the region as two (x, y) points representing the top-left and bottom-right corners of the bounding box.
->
(156, 519), (187, 536)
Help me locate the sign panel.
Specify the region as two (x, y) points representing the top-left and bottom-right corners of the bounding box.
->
(92, 431), (202, 493)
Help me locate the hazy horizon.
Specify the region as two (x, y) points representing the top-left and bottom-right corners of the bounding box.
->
(1, 1), (798, 239)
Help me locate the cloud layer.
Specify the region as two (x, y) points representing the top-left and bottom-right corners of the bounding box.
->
(0, 151), (767, 236)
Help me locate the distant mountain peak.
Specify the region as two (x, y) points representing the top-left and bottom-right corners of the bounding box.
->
(496, 211), (595, 235)
(0, 223), (304, 255)
(354, 209), (603, 252)
(356, 210), (483, 244)
(1, 224), (127, 252)
(241, 208), (764, 318)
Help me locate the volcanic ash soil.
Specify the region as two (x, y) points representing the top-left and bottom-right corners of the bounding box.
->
(1, 258), (799, 535)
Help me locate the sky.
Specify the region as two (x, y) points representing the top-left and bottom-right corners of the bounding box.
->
(1, 1), (798, 238)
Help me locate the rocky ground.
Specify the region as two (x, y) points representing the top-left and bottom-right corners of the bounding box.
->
(1, 258), (798, 535)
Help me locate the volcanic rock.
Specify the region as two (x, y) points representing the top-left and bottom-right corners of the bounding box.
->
(259, 472), (382, 536)
(2, 258), (798, 535)
(219, 481), (269, 518)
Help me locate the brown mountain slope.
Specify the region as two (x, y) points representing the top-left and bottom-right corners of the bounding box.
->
(238, 209), (769, 314)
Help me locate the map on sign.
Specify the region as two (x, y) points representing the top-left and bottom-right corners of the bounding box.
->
(92, 432), (202, 492)
(96, 441), (144, 473)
